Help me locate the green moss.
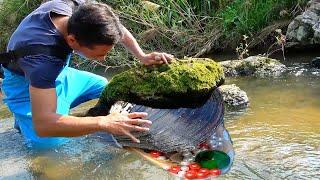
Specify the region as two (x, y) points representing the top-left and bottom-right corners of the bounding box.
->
(99, 58), (224, 108)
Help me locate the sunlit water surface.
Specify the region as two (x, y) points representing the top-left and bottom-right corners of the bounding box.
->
(0, 56), (319, 179)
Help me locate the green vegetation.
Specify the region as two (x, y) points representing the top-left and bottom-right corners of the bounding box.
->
(221, 0), (307, 36)
(99, 0), (308, 58)
(0, 0), (308, 67)
(99, 58), (224, 108)
(0, 0), (43, 50)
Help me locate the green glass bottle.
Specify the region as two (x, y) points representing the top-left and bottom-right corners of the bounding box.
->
(195, 150), (231, 170)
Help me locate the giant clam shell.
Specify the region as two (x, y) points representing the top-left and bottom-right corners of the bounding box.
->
(93, 89), (224, 153)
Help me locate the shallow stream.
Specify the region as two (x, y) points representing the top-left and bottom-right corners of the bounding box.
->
(0, 54), (319, 179)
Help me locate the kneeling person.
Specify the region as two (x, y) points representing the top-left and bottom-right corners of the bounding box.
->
(1, 0), (173, 148)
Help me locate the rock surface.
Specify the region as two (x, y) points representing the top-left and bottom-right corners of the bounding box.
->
(286, 0), (320, 46)
(218, 84), (249, 108)
(219, 56), (286, 77)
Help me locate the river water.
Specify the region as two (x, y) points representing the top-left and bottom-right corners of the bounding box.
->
(0, 55), (319, 179)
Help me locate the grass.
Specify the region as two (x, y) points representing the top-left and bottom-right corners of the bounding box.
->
(100, 0), (224, 57)
(99, 0), (308, 60)
(0, 0), (309, 69)
(220, 0), (307, 36)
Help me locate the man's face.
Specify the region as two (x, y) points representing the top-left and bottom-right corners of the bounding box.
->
(66, 34), (113, 61)
(75, 44), (113, 61)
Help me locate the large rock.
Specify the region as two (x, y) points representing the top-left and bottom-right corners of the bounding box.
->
(286, 0), (320, 46)
(219, 56), (286, 77)
(92, 58), (225, 114)
(218, 84), (249, 108)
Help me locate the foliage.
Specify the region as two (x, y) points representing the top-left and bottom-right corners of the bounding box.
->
(236, 35), (250, 60)
(220, 0), (308, 36)
(266, 29), (287, 60)
(0, 0), (309, 68)
(99, 0), (225, 57)
(71, 45), (138, 71)
(0, 0), (43, 51)
(98, 0), (308, 62)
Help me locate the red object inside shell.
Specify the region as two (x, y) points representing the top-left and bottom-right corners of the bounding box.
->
(150, 150), (162, 158)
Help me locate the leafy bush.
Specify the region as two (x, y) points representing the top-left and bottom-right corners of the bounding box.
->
(0, 0), (43, 51)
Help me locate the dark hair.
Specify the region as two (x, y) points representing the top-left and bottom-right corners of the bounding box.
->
(67, 3), (123, 47)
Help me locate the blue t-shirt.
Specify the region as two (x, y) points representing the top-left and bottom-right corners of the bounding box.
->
(7, 0), (85, 88)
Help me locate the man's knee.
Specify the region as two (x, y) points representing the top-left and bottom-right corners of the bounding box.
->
(91, 75), (108, 95)
(13, 114), (68, 148)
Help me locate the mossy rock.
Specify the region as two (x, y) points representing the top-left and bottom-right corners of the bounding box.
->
(94, 58), (224, 114)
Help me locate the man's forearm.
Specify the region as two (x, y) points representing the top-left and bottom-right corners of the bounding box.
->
(34, 113), (103, 137)
(120, 25), (145, 59)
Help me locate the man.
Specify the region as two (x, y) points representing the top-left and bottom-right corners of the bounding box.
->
(1, 0), (173, 148)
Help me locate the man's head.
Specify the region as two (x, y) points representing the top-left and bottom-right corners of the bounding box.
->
(66, 3), (123, 60)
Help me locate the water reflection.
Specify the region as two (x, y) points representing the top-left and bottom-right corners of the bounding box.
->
(0, 63), (319, 179)
(223, 64), (320, 179)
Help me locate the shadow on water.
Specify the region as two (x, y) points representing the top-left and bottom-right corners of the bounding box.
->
(0, 53), (319, 179)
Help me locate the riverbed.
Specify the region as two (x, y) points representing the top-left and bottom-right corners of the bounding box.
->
(0, 55), (319, 179)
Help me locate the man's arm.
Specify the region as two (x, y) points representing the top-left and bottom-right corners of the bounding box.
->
(29, 86), (151, 143)
(119, 25), (174, 65)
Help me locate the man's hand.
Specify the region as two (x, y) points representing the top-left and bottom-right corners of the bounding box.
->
(99, 112), (152, 143)
(119, 25), (174, 66)
(140, 52), (174, 65)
